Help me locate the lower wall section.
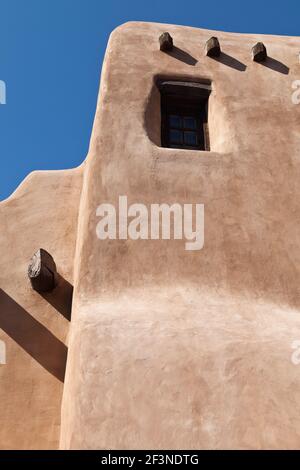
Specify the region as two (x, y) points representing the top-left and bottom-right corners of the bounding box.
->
(61, 287), (300, 450)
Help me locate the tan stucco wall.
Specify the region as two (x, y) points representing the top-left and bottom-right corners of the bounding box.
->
(60, 22), (300, 449)
(0, 167), (83, 449)
(2, 20), (300, 450)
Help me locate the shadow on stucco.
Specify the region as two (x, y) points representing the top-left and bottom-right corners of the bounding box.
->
(259, 56), (289, 75)
(42, 274), (73, 321)
(210, 52), (247, 72)
(0, 289), (67, 382)
(166, 46), (198, 66)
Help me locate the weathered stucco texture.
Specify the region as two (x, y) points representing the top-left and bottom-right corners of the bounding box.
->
(60, 22), (300, 449)
(0, 167), (83, 449)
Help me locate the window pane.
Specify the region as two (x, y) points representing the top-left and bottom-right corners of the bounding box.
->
(184, 131), (197, 146)
(169, 115), (182, 129)
(183, 117), (196, 129)
(170, 129), (183, 144)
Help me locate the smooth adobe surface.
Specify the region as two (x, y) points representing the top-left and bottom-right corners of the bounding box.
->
(60, 22), (300, 449)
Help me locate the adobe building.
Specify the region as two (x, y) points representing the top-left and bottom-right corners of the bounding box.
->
(1, 21), (300, 450)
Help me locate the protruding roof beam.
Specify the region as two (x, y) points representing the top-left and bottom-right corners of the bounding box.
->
(159, 32), (173, 52)
(252, 42), (267, 62)
(28, 248), (57, 293)
(205, 37), (221, 57)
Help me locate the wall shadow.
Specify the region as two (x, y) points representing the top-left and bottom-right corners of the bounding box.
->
(210, 52), (247, 71)
(42, 274), (73, 321)
(0, 289), (67, 382)
(166, 46), (198, 66)
(260, 57), (289, 75)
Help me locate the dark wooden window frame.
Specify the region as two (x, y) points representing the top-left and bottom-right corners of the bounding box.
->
(159, 80), (211, 151)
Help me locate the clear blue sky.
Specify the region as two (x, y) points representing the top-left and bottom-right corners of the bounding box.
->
(0, 0), (299, 200)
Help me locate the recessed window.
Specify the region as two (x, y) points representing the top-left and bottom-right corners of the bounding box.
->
(159, 80), (211, 151)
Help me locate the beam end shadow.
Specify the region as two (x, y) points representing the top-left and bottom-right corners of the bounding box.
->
(42, 274), (73, 321)
(259, 56), (289, 75)
(0, 289), (67, 382)
(166, 46), (198, 66)
(210, 52), (247, 72)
